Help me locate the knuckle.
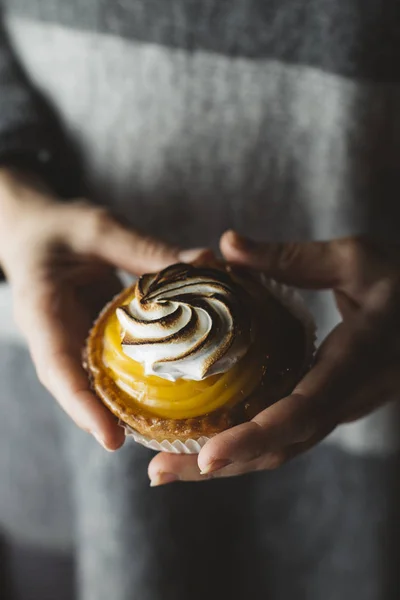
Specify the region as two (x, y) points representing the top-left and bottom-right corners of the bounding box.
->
(275, 243), (303, 270)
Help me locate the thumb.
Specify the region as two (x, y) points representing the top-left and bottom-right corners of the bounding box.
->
(74, 206), (210, 275)
(220, 230), (341, 289)
(96, 222), (179, 274)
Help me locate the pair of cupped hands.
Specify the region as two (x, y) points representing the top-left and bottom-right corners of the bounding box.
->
(1, 168), (400, 486)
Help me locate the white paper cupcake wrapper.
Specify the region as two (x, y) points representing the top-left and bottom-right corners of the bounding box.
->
(122, 278), (316, 454)
(122, 425), (211, 454)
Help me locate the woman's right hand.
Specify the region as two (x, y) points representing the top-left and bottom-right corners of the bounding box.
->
(0, 168), (195, 450)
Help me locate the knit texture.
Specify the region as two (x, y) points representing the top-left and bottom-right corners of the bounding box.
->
(2, 1), (400, 240)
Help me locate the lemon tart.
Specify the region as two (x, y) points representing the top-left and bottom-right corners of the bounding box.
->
(86, 263), (311, 444)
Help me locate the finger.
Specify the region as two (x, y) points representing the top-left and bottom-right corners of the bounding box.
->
(220, 230), (341, 288)
(178, 248), (217, 265)
(200, 423), (335, 481)
(271, 423), (337, 466)
(43, 349), (125, 451)
(148, 453), (201, 485)
(222, 423), (337, 477)
(197, 393), (320, 474)
(69, 205), (211, 275)
(195, 418), (335, 481)
(14, 286), (125, 450)
(148, 451), (264, 484)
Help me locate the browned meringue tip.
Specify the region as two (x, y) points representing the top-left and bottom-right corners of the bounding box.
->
(115, 262), (253, 381)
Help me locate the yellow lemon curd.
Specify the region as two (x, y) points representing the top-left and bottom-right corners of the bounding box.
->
(103, 312), (266, 420)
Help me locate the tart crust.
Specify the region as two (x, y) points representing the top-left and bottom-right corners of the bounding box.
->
(85, 272), (308, 442)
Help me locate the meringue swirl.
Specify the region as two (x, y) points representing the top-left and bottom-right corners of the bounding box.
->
(115, 264), (253, 382)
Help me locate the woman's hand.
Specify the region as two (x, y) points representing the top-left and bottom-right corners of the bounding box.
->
(149, 231), (400, 484)
(0, 168), (190, 450)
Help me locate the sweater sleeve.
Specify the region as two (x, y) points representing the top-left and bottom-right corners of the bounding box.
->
(0, 11), (81, 196)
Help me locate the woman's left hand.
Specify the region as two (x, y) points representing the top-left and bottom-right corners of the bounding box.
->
(149, 232), (400, 485)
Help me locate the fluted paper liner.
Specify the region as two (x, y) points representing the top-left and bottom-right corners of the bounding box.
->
(121, 428), (211, 454)
(121, 277), (317, 455)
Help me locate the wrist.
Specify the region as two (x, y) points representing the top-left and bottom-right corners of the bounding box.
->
(0, 168), (56, 270)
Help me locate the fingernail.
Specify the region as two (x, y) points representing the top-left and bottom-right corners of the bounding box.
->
(200, 459), (232, 475)
(150, 472), (179, 487)
(178, 248), (211, 263)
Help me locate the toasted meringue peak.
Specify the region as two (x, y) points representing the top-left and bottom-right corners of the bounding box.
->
(116, 264), (253, 381)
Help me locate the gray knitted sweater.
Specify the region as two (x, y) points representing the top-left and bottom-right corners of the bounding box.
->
(1, 2), (400, 600)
